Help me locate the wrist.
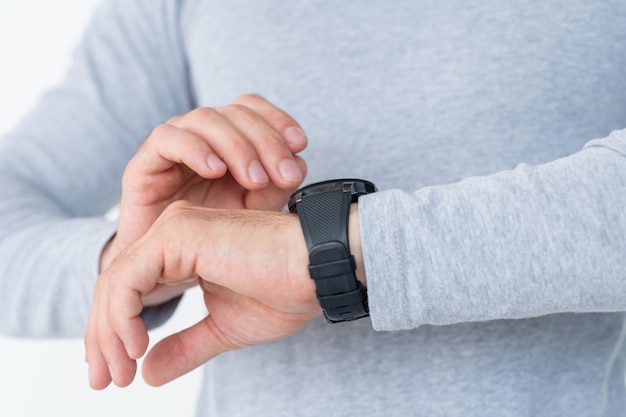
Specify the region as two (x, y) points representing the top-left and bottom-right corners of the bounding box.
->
(348, 203), (366, 288)
(288, 179), (375, 322)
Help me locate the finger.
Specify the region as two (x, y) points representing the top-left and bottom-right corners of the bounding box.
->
(106, 208), (199, 364)
(233, 94), (308, 153)
(170, 107), (272, 189)
(86, 276), (140, 388)
(97, 326), (138, 387)
(218, 103), (305, 187)
(129, 123), (227, 182)
(244, 155), (308, 210)
(142, 280), (241, 386)
(86, 348), (112, 390)
(141, 314), (228, 386)
(85, 298), (113, 390)
(141, 279), (198, 307)
(107, 262), (152, 361)
(95, 244), (162, 386)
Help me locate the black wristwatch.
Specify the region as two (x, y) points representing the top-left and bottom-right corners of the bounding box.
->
(288, 179), (377, 323)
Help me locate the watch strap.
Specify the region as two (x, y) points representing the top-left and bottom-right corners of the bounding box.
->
(294, 186), (369, 322)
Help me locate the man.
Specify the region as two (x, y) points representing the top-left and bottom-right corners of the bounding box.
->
(2, 1), (626, 416)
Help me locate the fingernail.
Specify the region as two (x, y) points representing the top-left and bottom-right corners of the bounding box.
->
(248, 160), (269, 184)
(207, 154), (226, 171)
(279, 159), (303, 183)
(284, 127), (307, 148)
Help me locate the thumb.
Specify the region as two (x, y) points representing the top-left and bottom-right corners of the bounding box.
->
(141, 315), (230, 386)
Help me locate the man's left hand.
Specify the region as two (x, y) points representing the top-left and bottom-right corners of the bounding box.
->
(85, 201), (321, 389)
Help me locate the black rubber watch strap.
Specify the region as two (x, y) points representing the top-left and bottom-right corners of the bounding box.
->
(289, 179), (376, 323)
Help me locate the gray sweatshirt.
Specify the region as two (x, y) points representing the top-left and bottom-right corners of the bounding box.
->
(1, 0), (625, 416)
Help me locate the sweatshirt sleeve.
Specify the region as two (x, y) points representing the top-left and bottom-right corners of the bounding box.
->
(0, 0), (193, 337)
(360, 129), (626, 331)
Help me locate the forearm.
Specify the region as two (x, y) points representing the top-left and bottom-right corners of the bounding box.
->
(0, 0), (194, 336)
(360, 129), (626, 330)
(0, 216), (116, 337)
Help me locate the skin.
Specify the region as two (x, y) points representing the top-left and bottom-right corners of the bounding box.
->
(85, 93), (366, 390)
(100, 93), (308, 306)
(85, 201), (365, 389)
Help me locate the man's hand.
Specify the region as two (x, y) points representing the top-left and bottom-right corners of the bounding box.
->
(101, 94), (307, 276)
(85, 202), (321, 390)
(101, 94), (307, 305)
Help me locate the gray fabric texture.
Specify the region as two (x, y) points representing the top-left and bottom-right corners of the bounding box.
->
(1, 0), (625, 415)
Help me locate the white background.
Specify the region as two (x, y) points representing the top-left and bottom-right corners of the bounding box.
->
(0, 1), (204, 416)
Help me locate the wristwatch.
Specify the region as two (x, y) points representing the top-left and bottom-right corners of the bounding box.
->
(288, 179), (377, 323)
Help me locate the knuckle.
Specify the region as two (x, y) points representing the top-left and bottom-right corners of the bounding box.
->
(236, 95), (295, 131)
(233, 93), (265, 106)
(158, 201), (200, 231)
(220, 103), (258, 124)
(187, 106), (220, 123)
(163, 200), (194, 216)
(149, 123), (173, 141)
(193, 106), (219, 118)
(147, 123), (172, 140)
(166, 113), (182, 124)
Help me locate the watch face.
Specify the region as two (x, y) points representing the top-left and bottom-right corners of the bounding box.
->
(288, 179), (377, 212)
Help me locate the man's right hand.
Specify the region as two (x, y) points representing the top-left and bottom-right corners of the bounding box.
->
(100, 94), (308, 304)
